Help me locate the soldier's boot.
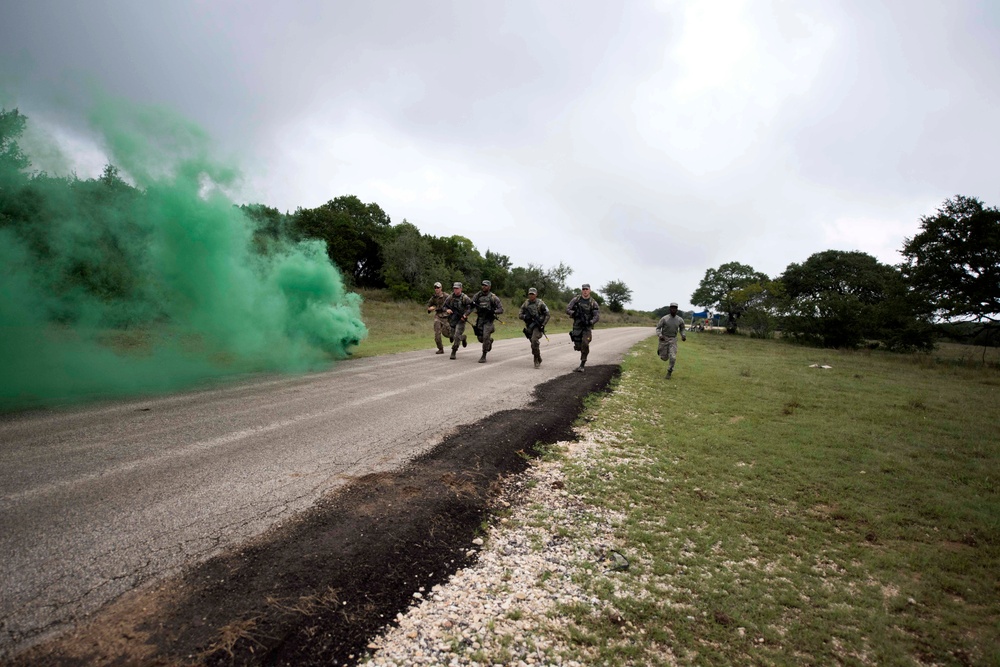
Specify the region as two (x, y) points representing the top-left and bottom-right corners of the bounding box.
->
(461, 334), (467, 348)
(450, 349), (457, 360)
(436, 345), (445, 354)
(533, 355), (541, 369)
(479, 352), (487, 363)
(574, 359), (587, 373)
(667, 365), (674, 379)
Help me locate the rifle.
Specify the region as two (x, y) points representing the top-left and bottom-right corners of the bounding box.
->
(534, 317), (549, 341)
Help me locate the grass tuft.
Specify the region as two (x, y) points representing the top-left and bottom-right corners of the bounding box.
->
(559, 332), (1000, 665)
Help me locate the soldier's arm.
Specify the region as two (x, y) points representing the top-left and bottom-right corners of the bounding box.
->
(493, 295), (504, 315)
(566, 296), (578, 317)
(540, 303), (550, 325)
(590, 301), (600, 325)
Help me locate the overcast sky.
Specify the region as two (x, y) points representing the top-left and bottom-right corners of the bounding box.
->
(2, 0), (998, 311)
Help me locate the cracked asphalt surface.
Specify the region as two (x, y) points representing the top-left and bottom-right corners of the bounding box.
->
(0, 326), (652, 663)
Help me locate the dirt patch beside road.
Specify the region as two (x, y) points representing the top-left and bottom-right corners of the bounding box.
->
(9, 365), (619, 667)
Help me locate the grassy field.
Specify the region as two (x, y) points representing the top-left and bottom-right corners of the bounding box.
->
(537, 331), (999, 666)
(352, 288), (656, 358)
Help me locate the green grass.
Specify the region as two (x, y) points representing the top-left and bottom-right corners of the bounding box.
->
(553, 332), (999, 666)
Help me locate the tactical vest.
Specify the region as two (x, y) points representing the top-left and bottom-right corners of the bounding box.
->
(428, 293), (448, 315)
(573, 297), (595, 326)
(472, 291), (497, 319)
(522, 300), (546, 323)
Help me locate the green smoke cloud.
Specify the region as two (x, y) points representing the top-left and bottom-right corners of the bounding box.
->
(0, 100), (366, 411)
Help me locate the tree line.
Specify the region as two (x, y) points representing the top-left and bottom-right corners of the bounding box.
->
(241, 199), (587, 304)
(1, 107), (638, 327)
(690, 194), (999, 350)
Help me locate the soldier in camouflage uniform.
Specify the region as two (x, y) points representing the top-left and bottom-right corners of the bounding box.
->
(425, 281), (452, 354)
(443, 282), (472, 359)
(656, 302), (686, 379)
(518, 287), (550, 369)
(470, 279), (504, 363)
(566, 283), (600, 372)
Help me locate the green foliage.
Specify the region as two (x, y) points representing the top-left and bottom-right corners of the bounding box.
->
(0, 107), (366, 411)
(291, 195), (391, 288)
(0, 108), (30, 177)
(781, 250), (933, 350)
(507, 262), (573, 301)
(560, 334), (1000, 666)
(600, 279), (632, 313)
(690, 261), (768, 333)
(729, 279), (784, 338)
(379, 220), (447, 299)
(902, 195), (1000, 345)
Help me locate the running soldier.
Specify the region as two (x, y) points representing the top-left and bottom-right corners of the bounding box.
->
(566, 283), (600, 372)
(425, 281), (451, 354)
(656, 302), (687, 379)
(443, 282), (472, 360)
(470, 280), (504, 363)
(518, 287), (550, 369)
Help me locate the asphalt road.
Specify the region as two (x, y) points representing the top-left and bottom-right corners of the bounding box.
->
(0, 326), (653, 656)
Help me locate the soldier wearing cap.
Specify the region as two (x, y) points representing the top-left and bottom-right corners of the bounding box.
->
(470, 279), (504, 363)
(518, 287), (550, 369)
(656, 302), (687, 379)
(425, 281), (452, 354)
(443, 282), (472, 359)
(566, 283), (600, 372)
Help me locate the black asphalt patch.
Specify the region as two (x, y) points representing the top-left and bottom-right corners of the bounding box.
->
(10, 365), (619, 666)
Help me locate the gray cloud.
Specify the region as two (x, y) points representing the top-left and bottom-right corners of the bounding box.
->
(2, 0), (998, 310)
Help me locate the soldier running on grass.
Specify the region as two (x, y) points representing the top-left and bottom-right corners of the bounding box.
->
(656, 302), (686, 379)
(518, 287), (550, 368)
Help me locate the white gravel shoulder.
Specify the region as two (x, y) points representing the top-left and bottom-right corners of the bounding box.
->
(363, 431), (629, 667)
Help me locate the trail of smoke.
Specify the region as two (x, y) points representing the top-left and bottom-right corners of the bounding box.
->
(0, 101), (366, 411)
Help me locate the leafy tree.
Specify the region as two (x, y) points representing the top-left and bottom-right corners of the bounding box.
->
(691, 261), (768, 333)
(292, 195), (390, 287)
(601, 280), (632, 313)
(781, 250), (932, 350)
(901, 195), (1000, 348)
(0, 108), (30, 176)
(508, 262), (573, 300)
(729, 279), (785, 339)
(481, 249), (512, 293)
(380, 221), (445, 299)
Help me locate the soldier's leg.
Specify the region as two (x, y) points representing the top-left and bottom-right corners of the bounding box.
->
(434, 319), (444, 352)
(479, 321), (494, 362)
(575, 329), (591, 371)
(668, 337), (678, 370)
(530, 328), (542, 367)
(451, 320), (465, 358)
(484, 321), (495, 352)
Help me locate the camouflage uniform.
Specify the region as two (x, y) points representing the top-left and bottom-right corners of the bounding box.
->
(656, 304), (686, 378)
(443, 286), (473, 359)
(518, 291), (550, 368)
(426, 288), (451, 353)
(470, 285), (504, 362)
(566, 288), (600, 371)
